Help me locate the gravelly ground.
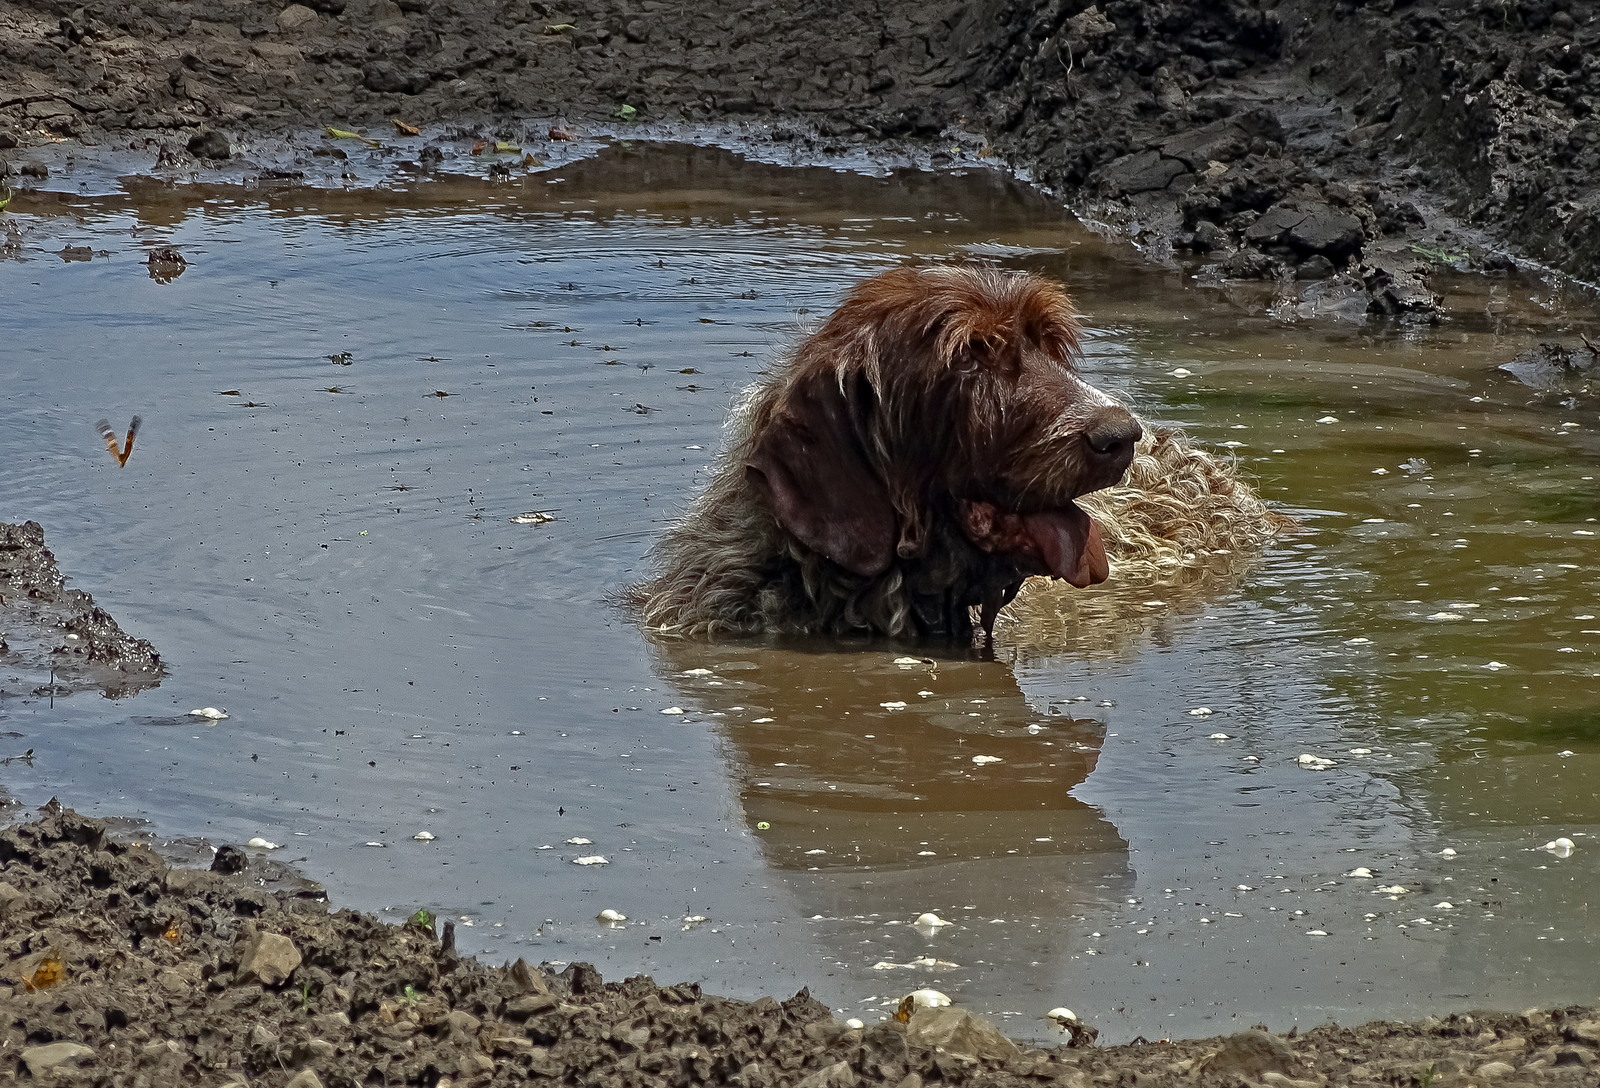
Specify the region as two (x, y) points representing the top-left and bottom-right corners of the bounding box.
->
(3, 804), (1599, 1088)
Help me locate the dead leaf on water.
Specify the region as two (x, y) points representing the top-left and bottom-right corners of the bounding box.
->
(523, 153), (545, 167)
(0, 187), (12, 211)
(432, 390), (452, 398)
(495, 141), (521, 153)
(392, 118), (420, 136)
(510, 511), (556, 525)
(216, 389), (241, 396)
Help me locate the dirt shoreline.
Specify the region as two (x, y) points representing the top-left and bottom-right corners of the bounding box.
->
(2, 803), (1598, 1088)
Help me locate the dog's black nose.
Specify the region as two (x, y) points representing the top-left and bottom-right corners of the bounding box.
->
(1084, 406), (1142, 468)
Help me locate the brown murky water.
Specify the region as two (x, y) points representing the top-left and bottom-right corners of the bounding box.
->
(2, 142), (1597, 1042)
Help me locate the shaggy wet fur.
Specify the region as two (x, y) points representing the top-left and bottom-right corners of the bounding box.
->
(633, 267), (1281, 643)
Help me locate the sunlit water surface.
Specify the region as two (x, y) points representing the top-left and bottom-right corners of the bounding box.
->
(2, 143), (1598, 1043)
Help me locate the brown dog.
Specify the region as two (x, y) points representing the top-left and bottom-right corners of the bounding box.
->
(634, 266), (1144, 643)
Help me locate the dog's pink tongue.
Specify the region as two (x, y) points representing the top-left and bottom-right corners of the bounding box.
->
(1023, 507), (1109, 588)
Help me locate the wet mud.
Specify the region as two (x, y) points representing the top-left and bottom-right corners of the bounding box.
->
(0, 521), (162, 701)
(3, 0), (1599, 306)
(4, 804), (1599, 1088)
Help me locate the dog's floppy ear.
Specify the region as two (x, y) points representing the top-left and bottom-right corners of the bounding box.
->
(744, 374), (895, 577)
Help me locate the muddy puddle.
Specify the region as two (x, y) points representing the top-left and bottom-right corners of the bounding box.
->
(2, 142), (1598, 1043)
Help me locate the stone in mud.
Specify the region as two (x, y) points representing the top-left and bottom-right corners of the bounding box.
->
(1100, 150), (1188, 195)
(0, 881), (23, 914)
(21, 1042), (96, 1072)
(1362, 260), (1440, 318)
(276, 5), (318, 30)
(1245, 204), (1364, 264)
(793, 1060), (857, 1088)
(1498, 342), (1600, 390)
(187, 130), (231, 159)
(904, 1006), (1021, 1063)
(1195, 1029), (1300, 1078)
(235, 927), (303, 985)
(363, 62), (427, 95)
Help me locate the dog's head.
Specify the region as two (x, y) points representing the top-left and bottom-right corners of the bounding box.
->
(743, 266), (1141, 614)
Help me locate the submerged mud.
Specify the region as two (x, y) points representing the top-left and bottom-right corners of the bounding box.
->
(4, 805), (1600, 1088)
(0, 521), (162, 700)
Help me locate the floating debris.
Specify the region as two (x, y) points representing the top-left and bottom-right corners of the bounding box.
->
(1376, 885), (1409, 895)
(1347, 867), (1374, 878)
(1296, 754), (1335, 769)
(1349, 748), (1373, 755)
(682, 915), (708, 927)
(565, 837), (593, 845)
(1346, 637), (1372, 645)
(914, 912), (953, 928)
(873, 956), (959, 971)
(1427, 612), (1464, 621)
(1208, 732), (1231, 740)
(880, 701), (908, 710)
(572, 855), (609, 866)
(1542, 837), (1576, 858)
(1306, 929), (1329, 936)
(364, 841), (387, 848)
(683, 668), (713, 676)
(1170, 368), (1191, 378)
(597, 909), (626, 923)
(1439, 847), (1458, 857)
(189, 707), (229, 720)
(1316, 416), (1339, 424)
(971, 755), (1002, 765)
(1188, 707), (1214, 717)
(510, 511), (556, 524)
(660, 707), (685, 715)
(1482, 661), (1509, 670)
(246, 837), (281, 850)
(413, 831), (435, 842)
(1435, 902), (1455, 910)
(894, 656), (932, 666)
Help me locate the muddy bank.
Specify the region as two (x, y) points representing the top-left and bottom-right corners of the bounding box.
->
(3, 0), (1599, 311)
(0, 521), (162, 701)
(2, 803), (1598, 1088)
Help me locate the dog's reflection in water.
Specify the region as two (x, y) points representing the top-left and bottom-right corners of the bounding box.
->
(646, 639), (1128, 899)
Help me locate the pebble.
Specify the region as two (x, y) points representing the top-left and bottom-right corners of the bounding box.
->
(21, 1042), (95, 1071)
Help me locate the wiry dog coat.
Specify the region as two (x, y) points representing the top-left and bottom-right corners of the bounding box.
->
(634, 266), (1148, 644)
